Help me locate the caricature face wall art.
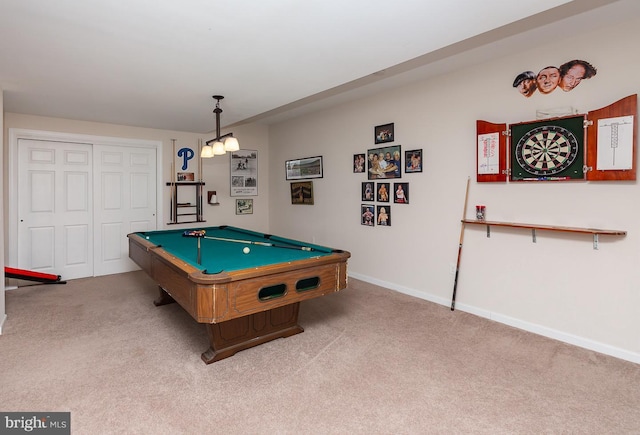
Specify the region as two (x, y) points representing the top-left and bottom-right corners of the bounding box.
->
(512, 60), (596, 97)
(536, 66), (560, 94)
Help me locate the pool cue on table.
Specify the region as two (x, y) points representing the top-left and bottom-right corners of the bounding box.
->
(182, 230), (314, 251)
(204, 235), (315, 251)
(450, 176), (470, 311)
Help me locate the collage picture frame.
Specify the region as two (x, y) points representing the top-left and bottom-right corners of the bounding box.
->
(357, 123), (421, 227)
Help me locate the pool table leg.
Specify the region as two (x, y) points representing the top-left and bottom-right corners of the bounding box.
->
(201, 302), (304, 364)
(153, 287), (176, 306)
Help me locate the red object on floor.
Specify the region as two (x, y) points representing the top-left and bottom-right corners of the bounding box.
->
(4, 267), (66, 284)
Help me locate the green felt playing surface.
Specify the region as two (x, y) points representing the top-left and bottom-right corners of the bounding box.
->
(137, 226), (333, 273)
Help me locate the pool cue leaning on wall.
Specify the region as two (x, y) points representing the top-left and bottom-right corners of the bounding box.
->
(198, 138), (203, 216)
(171, 139), (177, 222)
(450, 177), (470, 311)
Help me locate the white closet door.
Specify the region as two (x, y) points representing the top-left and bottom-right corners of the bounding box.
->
(17, 139), (94, 280)
(93, 145), (157, 276)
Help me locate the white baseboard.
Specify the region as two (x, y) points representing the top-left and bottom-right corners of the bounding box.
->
(348, 272), (640, 365)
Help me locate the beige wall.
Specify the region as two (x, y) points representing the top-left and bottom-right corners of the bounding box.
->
(268, 17), (640, 363)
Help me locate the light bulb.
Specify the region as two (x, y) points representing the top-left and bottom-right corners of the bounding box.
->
(200, 145), (214, 158)
(212, 141), (226, 155)
(224, 137), (240, 152)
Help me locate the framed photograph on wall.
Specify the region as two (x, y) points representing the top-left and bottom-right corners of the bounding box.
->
(285, 156), (323, 180)
(230, 150), (258, 196)
(405, 149), (423, 173)
(394, 182), (409, 204)
(376, 182), (390, 202)
(361, 204), (375, 226)
(375, 123), (394, 144)
(290, 181), (314, 204)
(362, 182), (374, 201)
(353, 153), (365, 173)
(235, 198), (253, 215)
(376, 205), (391, 226)
(177, 172), (194, 181)
(367, 145), (401, 179)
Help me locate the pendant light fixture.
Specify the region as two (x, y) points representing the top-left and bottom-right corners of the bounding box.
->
(200, 95), (240, 158)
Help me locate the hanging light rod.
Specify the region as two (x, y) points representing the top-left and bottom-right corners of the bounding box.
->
(205, 133), (234, 146)
(201, 95), (240, 158)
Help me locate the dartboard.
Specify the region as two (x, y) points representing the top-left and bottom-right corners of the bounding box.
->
(514, 125), (579, 176)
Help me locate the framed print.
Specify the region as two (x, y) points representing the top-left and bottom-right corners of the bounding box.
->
(353, 153), (365, 173)
(394, 182), (409, 204)
(230, 150), (258, 196)
(377, 205), (391, 226)
(285, 156), (323, 180)
(177, 172), (194, 181)
(367, 145), (401, 179)
(290, 181), (314, 204)
(362, 182), (374, 201)
(235, 198), (253, 215)
(361, 204), (375, 226)
(376, 182), (390, 202)
(375, 123), (394, 144)
(405, 149), (423, 173)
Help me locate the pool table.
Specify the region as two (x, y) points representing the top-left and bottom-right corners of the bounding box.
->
(128, 225), (350, 364)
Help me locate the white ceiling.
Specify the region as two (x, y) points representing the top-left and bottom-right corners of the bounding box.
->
(0, 0), (635, 134)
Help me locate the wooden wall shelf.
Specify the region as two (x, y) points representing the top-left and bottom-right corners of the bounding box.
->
(462, 219), (626, 249)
